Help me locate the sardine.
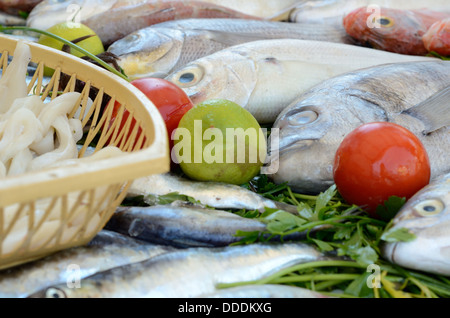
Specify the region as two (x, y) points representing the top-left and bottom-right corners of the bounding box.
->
(343, 7), (450, 55)
(290, 0), (450, 26)
(0, 230), (175, 298)
(381, 172), (450, 276)
(165, 39), (433, 124)
(28, 242), (331, 298)
(127, 172), (299, 214)
(423, 17), (450, 57)
(270, 61), (450, 194)
(108, 19), (353, 80)
(201, 284), (331, 298)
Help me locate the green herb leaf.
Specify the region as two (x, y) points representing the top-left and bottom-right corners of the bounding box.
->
(381, 227), (416, 243)
(375, 196), (406, 221)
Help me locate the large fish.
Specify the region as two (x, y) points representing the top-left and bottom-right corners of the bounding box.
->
(165, 39), (433, 124)
(423, 17), (450, 56)
(290, 0), (450, 26)
(127, 172), (299, 214)
(381, 172), (450, 276)
(108, 18), (353, 80)
(270, 61), (450, 194)
(343, 7), (450, 55)
(0, 230), (175, 298)
(28, 242), (331, 298)
(26, 0), (262, 46)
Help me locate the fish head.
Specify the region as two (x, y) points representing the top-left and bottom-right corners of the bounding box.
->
(28, 283), (102, 298)
(343, 7), (438, 55)
(268, 85), (388, 194)
(108, 27), (186, 80)
(26, 0), (116, 30)
(382, 173), (450, 276)
(165, 50), (257, 108)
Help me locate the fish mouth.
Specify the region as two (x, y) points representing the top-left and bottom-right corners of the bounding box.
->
(276, 139), (316, 157)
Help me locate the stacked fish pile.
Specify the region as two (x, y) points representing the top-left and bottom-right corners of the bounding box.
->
(0, 0), (449, 299)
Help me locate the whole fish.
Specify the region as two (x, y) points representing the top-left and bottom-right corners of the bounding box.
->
(423, 18), (450, 56)
(202, 284), (331, 298)
(127, 172), (299, 214)
(108, 18), (353, 80)
(381, 172), (450, 276)
(270, 61), (450, 194)
(0, 230), (175, 298)
(165, 39), (433, 124)
(290, 0), (450, 27)
(28, 242), (331, 298)
(343, 7), (450, 55)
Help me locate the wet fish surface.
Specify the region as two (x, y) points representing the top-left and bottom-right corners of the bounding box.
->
(108, 18), (353, 80)
(165, 39), (433, 124)
(343, 7), (450, 55)
(423, 17), (450, 57)
(270, 61), (450, 194)
(28, 242), (331, 298)
(201, 284), (331, 298)
(127, 172), (299, 214)
(381, 172), (450, 276)
(0, 230), (175, 298)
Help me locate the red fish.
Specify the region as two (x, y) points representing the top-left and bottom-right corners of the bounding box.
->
(343, 6), (450, 55)
(423, 17), (450, 56)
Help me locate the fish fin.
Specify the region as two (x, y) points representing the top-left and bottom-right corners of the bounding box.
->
(198, 29), (276, 46)
(265, 1), (305, 21)
(402, 86), (450, 135)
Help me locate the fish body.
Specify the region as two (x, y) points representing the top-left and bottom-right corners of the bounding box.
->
(270, 61), (450, 194)
(165, 39), (433, 124)
(28, 242), (330, 298)
(108, 18), (353, 80)
(381, 172), (450, 276)
(104, 203), (268, 248)
(343, 7), (450, 55)
(127, 172), (299, 214)
(0, 230), (175, 298)
(290, 0), (450, 26)
(423, 17), (450, 56)
(202, 284), (331, 298)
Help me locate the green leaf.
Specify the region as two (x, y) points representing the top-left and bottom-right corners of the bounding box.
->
(315, 185), (337, 215)
(375, 196), (406, 221)
(381, 227), (416, 243)
(264, 210), (307, 234)
(311, 239), (335, 252)
(345, 272), (375, 298)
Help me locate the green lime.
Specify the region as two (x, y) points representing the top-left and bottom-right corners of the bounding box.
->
(173, 99), (267, 185)
(37, 22), (105, 76)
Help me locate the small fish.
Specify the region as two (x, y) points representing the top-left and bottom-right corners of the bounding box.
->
(108, 18), (353, 80)
(423, 17), (450, 57)
(28, 242), (331, 298)
(127, 172), (299, 214)
(165, 39), (433, 124)
(0, 230), (175, 298)
(201, 284), (331, 298)
(270, 61), (450, 194)
(381, 172), (450, 276)
(290, 0), (450, 27)
(343, 7), (450, 55)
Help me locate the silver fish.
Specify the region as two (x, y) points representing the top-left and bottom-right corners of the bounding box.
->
(127, 172), (299, 214)
(104, 203), (268, 248)
(201, 284), (331, 298)
(28, 242), (330, 298)
(165, 39), (432, 124)
(270, 61), (450, 194)
(0, 230), (175, 298)
(290, 0), (450, 26)
(381, 172), (450, 276)
(107, 18), (353, 80)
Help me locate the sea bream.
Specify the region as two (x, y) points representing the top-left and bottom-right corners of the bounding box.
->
(343, 7), (450, 55)
(381, 172), (450, 276)
(108, 18), (353, 80)
(270, 61), (450, 194)
(28, 242), (332, 298)
(290, 0), (450, 27)
(165, 39), (433, 124)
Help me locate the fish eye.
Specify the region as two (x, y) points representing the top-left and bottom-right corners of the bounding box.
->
(414, 199), (445, 217)
(45, 287), (67, 298)
(376, 16), (394, 28)
(288, 109), (319, 126)
(179, 72), (195, 84)
(172, 65), (204, 88)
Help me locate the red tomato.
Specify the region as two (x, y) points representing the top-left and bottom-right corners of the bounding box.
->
(105, 78), (193, 150)
(333, 122), (431, 218)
